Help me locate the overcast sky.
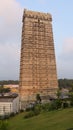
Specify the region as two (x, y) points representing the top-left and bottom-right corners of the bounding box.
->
(0, 0), (73, 80)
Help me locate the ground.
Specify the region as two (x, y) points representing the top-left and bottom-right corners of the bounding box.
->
(9, 108), (73, 130)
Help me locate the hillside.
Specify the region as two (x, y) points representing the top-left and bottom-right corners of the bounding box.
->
(9, 108), (73, 130)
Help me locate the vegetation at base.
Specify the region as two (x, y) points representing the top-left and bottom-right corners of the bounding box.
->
(0, 112), (19, 120)
(24, 98), (70, 119)
(36, 94), (41, 103)
(0, 90), (73, 130)
(24, 109), (40, 119)
(24, 84), (73, 119)
(8, 108), (73, 130)
(24, 104), (41, 118)
(0, 120), (9, 130)
(24, 89), (73, 119)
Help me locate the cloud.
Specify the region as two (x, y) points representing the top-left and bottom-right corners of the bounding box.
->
(57, 38), (73, 79)
(0, 0), (22, 24)
(0, 0), (23, 80)
(60, 38), (73, 61)
(0, 42), (20, 80)
(0, 0), (23, 44)
(63, 38), (73, 54)
(39, 0), (46, 4)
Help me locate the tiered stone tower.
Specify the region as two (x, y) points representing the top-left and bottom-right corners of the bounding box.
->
(19, 9), (58, 108)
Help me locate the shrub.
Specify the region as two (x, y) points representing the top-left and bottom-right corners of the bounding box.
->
(48, 99), (62, 111)
(63, 102), (69, 108)
(26, 105), (35, 112)
(24, 105), (40, 119)
(0, 114), (10, 120)
(0, 116), (4, 120)
(10, 112), (15, 117)
(4, 115), (10, 119)
(20, 109), (24, 113)
(24, 103), (42, 119)
(24, 111), (34, 119)
(34, 106), (40, 115)
(34, 104), (42, 111)
(41, 103), (50, 111)
(48, 101), (57, 111)
(36, 94), (41, 103)
(70, 100), (73, 107)
(55, 99), (62, 109)
(70, 95), (73, 107)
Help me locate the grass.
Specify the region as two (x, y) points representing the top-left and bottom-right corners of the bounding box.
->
(8, 108), (73, 130)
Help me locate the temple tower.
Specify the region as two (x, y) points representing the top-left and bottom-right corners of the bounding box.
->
(19, 9), (58, 108)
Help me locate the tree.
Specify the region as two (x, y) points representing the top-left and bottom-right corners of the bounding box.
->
(0, 86), (10, 94)
(57, 89), (61, 99)
(36, 94), (41, 103)
(69, 92), (73, 106)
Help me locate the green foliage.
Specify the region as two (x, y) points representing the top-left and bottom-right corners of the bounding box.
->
(49, 99), (62, 111)
(69, 93), (73, 107)
(25, 99), (62, 118)
(49, 101), (57, 111)
(0, 80), (19, 86)
(36, 94), (41, 103)
(57, 89), (61, 99)
(36, 101), (62, 112)
(54, 99), (62, 109)
(0, 120), (9, 130)
(24, 109), (40, 119)
(63, 102), (69, 108)
(0, 86), (10, 93)
(58, 79), (73, 89)
(34, 104), (42, 113)
(0, 79), (73, 89)
(10, 112), (15, 117)
(24, 104), (42, 119)
(24, 111), (34, 119)
(41, 103), (50, 111)
(70, 101), (73, 107)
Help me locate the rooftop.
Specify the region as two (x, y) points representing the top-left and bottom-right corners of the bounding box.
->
(0, 93), (18, 102)
(23, 9), (52, 22)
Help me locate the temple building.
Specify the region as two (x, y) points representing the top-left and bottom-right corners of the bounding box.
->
(19, 9), (58, 108)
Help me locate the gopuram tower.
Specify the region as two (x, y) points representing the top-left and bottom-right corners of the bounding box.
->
(19, 9), (58, 108)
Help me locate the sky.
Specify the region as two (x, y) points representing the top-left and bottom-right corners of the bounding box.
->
(0, 0), (73, 80)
